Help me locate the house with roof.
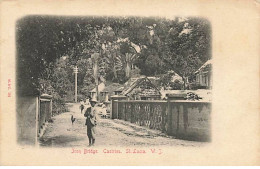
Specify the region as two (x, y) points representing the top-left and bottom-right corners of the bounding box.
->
(89, 82), (125, 102)
(194, 59), (212, 89)
(120, 76), (161, 100)
(89, 74), (185, 102)
(102, 83), (124, 101)
(89, 82), (106, 101)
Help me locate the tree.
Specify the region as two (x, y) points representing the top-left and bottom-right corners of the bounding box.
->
(82, 60), (95, 96)
(17, 15), (211, 107)
(161, 17), (211, 88)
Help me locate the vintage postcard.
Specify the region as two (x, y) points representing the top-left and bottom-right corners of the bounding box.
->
(0, 0), (259, 166)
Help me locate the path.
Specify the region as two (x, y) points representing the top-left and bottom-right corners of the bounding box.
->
(39, 103), (206, 147)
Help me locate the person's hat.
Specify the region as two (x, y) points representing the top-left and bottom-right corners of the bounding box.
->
(90, 98), (98, 103)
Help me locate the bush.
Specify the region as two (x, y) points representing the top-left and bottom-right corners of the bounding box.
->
(170, 80), (182, 90)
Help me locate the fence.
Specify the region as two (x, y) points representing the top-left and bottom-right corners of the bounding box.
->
(112, 100), (211, 141)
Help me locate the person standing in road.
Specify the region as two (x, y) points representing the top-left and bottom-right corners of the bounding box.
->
(85, 96), (91, 108)
(84, 98), (98, 146)
(80, 99), (85, 114)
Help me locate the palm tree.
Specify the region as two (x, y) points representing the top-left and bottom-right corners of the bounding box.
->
(116, 52), (138, 78)
(102, 43), (121, 81)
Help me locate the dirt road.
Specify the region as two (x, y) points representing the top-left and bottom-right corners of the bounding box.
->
(39, 103), (205, 147)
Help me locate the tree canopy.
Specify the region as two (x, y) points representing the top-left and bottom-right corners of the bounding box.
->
(16, 15), (211, 106)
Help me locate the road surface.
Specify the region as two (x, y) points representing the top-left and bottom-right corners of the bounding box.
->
(39, 103), (206, 147)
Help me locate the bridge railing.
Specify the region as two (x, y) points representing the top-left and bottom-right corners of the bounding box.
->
(112, 100), (211, 141)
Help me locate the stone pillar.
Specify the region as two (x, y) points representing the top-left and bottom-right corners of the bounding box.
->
(111, 95), (127, 119)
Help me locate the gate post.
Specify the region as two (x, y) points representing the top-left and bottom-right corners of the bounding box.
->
(111, 95), (126, 119)
(111, 99), (117, 119)
(167, 96), (172, 135)
(38, 94), (52, 138)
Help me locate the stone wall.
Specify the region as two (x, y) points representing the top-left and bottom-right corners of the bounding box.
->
(16, 96), (38, 145)
(112, 100), (211, 141)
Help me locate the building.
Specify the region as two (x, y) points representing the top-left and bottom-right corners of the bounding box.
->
(121, 76), (161, 100)
(89, 82), (124, 102)
(100, 91), (109, 102)
(89, 82), (105, 101)
(194, 59), (212, 89)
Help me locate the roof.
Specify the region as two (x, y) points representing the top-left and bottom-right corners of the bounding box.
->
(195, 59), (212, 74)
(96, 82), (125, 97)
(114, 87), (124, 92)
(121, 76), (161, 96)
(171, 73), (183, 82)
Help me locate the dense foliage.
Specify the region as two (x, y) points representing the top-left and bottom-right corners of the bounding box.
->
(16, 16), (211, 113)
